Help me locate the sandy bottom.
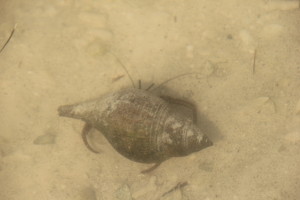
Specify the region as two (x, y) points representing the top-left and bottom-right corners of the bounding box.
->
(0, 0), (300, 199)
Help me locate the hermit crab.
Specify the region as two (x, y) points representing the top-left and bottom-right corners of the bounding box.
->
(58, 64), (213, 172)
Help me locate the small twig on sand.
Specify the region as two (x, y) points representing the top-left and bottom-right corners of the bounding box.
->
(252, 49), (257, 74)
(162, 181), (188, 197)
(112, 74), (125, 82)
(0, 24), (17, 54)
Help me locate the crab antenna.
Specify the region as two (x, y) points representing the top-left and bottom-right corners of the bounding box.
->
(151, 72), (204, 91)
(145, 83), (155, 91)
(110, 52), (136, 88)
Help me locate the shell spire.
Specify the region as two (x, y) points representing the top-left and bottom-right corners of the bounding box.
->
(58, 96), (108, 124)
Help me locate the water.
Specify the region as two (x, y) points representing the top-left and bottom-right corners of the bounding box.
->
(0, 0), (299, 199)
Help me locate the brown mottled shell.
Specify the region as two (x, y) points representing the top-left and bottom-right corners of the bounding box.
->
(58, 88), (212, 163)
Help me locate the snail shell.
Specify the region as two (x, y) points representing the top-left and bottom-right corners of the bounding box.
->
(58, 88), (212, 163)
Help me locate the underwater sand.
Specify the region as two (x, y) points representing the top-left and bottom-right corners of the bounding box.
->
(0, 0), (300, 199)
